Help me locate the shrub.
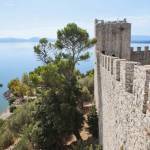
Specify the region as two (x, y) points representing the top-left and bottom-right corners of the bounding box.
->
(0, 130), (14, 149)
(9, 105), (16, 113)
(87, 106), (99, 139)
(71, 140), (102, 150)
(0, 119), (5, 128)
(87, 144), (102, 150)
(79, 70), (94, 102)
(7, 105), (32, 135)
(71, 140), (87, 150)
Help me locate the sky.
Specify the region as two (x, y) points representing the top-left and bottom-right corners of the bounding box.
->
(0, 0), (150, 38)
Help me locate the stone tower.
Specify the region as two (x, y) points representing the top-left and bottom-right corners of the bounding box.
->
(95, 19), (131, 60)
(94, 19), (132, 146)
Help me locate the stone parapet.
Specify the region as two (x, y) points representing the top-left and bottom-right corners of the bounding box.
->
(130, 46), (150, 64)
(98, 53), (150, 149)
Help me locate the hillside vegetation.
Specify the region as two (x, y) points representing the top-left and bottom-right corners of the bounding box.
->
(0, 23), (101, 150)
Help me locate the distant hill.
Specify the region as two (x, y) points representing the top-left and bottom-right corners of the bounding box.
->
(0, 36), (149, 43)
(131, 35), (150, 43)
(0, 37), (55, 43)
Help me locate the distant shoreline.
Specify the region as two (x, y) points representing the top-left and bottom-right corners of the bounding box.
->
(132, 41), (150, 44)
(0, 41), (149, 44)
(0, 37), (148, 44)
(0, 38), (55, 43)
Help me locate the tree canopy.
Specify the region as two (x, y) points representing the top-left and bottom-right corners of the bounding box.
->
(34, 38), (54, 64)
(34, 23), (96, 70)
(1, 23), (97, 150)
(55, 23), (96, 68)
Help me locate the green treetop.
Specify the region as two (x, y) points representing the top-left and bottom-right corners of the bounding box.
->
(55, 23), (96, 69)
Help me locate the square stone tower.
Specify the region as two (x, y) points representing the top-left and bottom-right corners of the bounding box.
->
(95, 19), (131, 60)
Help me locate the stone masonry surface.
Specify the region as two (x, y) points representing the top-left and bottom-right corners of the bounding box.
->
(94, 19), (150, 150)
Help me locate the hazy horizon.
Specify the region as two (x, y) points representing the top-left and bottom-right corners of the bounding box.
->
(0, 35), (149, 41)
(0, 0), (150, 38)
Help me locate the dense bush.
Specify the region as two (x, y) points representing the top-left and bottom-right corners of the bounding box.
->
(8, 78), (33, 98)
(79, 70), (94, 102)
(27, 90), (84, 149)
(0, 119), (5, 128)
(71, 140), (102, 150)
(87, 106), (99, 139)
(0, 130), (14, 149)
(7, 104), (33, 135)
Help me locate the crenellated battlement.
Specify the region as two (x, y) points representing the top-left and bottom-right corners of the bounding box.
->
(130, 46), (149, 52)
(97, 53), (150, 149)
(100, 54), (150, 106)
(130, 46), (150, 64)
(95, 18), (127, 25)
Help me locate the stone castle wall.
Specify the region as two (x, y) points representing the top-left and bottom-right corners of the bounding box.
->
(94, 19), (150, 149)
(96, 53), (150, 150)
(131, 46), (150, 65)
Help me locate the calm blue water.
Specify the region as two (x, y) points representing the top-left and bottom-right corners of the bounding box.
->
(0, 42), (42, 113)
(0, 42), (95, 113)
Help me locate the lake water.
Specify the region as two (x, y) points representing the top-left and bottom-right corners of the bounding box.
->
(0, 42), (95, 113)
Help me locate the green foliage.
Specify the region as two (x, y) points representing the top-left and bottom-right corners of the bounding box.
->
(8, 78), (20, 94)
(29, 72), (43, 87)
(0, 130), (14, 150)
(1, 23), (95, 149)
(87, 106), (99, 139)
(7, 104), (33, 135)
(55, 23), (96, 68)
(41, 63), (65, 88)
(8, 79), (31, 97)
(27, 89), (84, 149)
(87, 144), (102, 150)
(71, 140), (88, 150)
(34, 38), (53, 64)
(71, 140), (102, 150)
(0, 104), (34, 149)
(80, 76), (94, 98)
(0, 119), (5, 128)
(22, 73), (30, 86)
(79, 69), (94, 104)
(81, 86), (92, 101)
(85, 69), (94, 77)
(3, 60), (85, 149)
